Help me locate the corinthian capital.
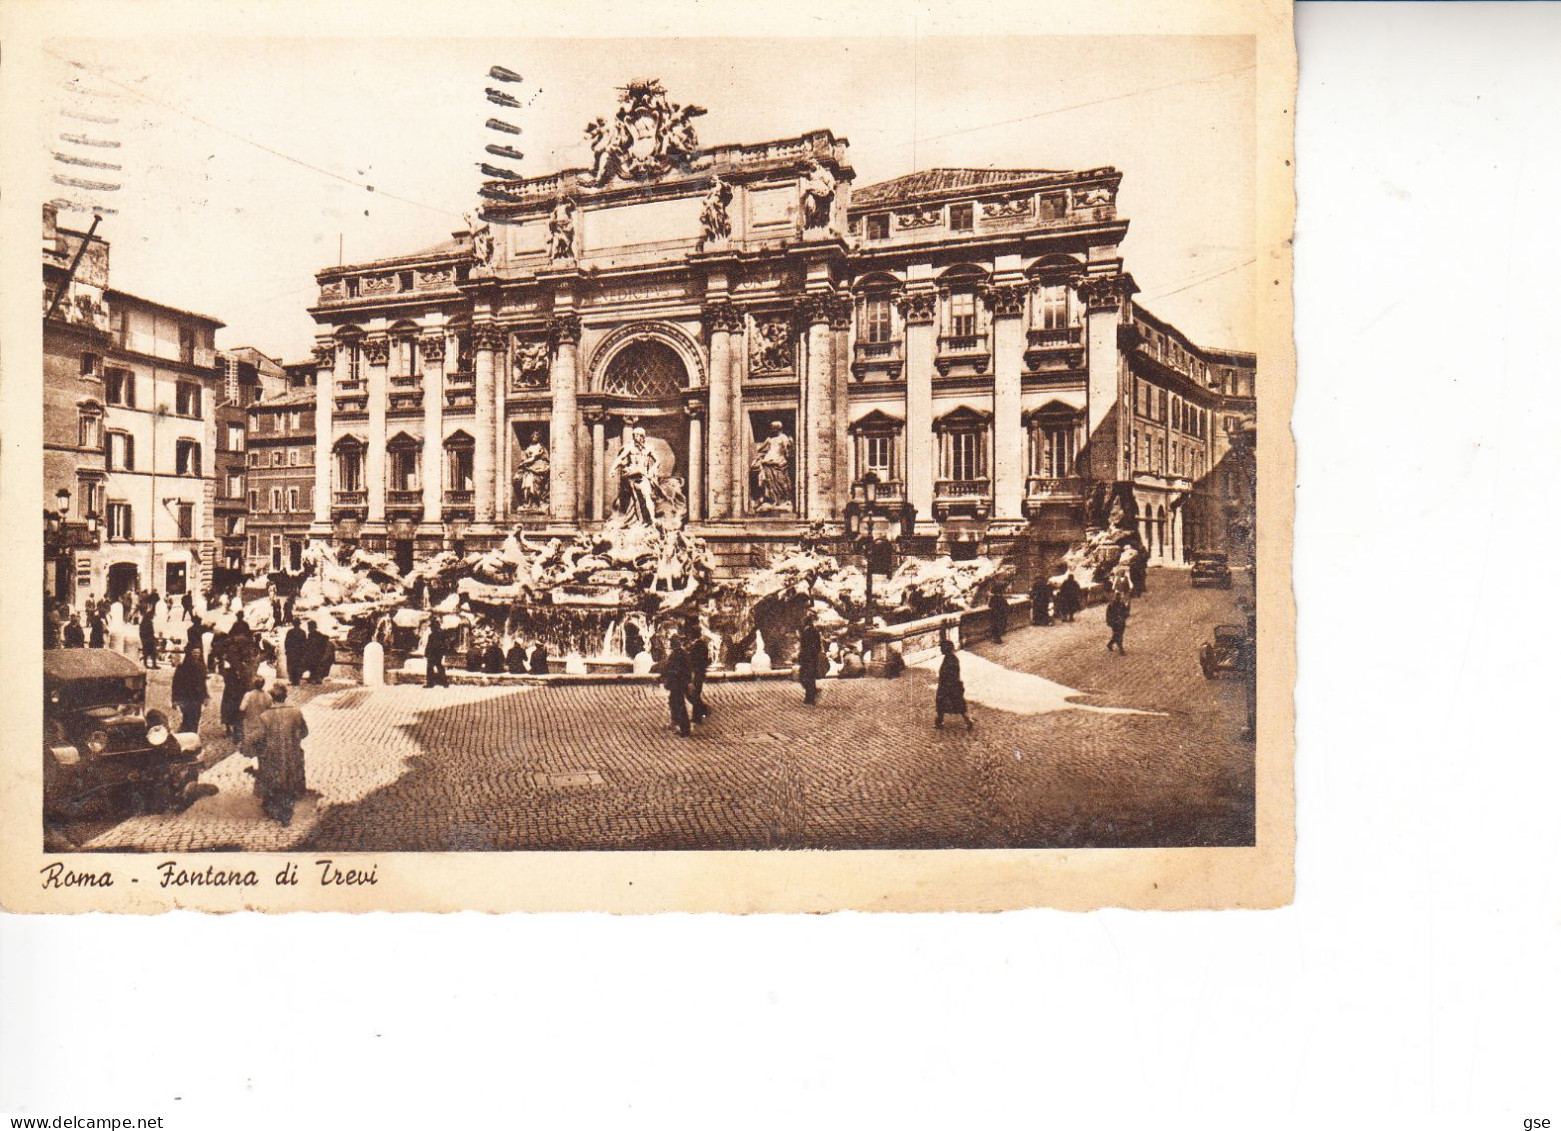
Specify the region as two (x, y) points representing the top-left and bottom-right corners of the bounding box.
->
(800, 293), (836, 326)
(703, 302), (744, 334)
(894, 289), (938, 324)
(472, 323), (506, 352)
(418, 334), (446, 362)
(981, 283), (1028, 318)
(1074, 273), (1140, 312)
(547, 313), (582, 346)
(361, 336), (390, 366)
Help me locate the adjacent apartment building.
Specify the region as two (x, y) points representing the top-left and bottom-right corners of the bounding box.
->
(213, 347), (285, 587)
(245, 384), (318, 575)
(43, 204), (225, 604)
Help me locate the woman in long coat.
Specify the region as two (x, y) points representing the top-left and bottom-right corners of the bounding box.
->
(254, 684), (309, 825)
(934, 640), (974, 730)
(170, 646), (209, 734)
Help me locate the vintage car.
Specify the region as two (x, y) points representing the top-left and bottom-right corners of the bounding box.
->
(1198, 623), (1251, 680)
(1189, 551), (1233, 589)
(44, 648), (202, 819)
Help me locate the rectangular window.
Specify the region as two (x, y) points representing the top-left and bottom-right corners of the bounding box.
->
(226, 423), (245, 450)
(226, 470), (243, 497)
(863, 296), (893, 344)
(175, 439), (201, 476)
(948, 202), (974, 232)
(271, 487), (283, 512)
(865, 434), (893, 475)
(338, 449), (364, 493)
(273, 450), (285, 467)
(866, 214), (890, 241)
(1036, 284), (1070, 330)
(248, 534), (259, 557)
(445, 447), (473, 492)
(107, 502), (132, 540)
(105, 368), (135, 407)
(389, 446), (420, 491)
(946, 430), (987, 481)
(948, 291), (977, 338)
(300, 410), (316, 433)
(288, 487), (300, 511)
(175, 380), (202, 416)
(179, 325), (196, 365)
(80, 352), (99, 377)
(271, 535), (283, 572)
(79, 412), (101, 450)
(176, 502), (194, 539)
(249, 488), (260, 511)
(1157, 388), (1168, 422)
(78, 478), (104, 521)
(106, 431), (135, 471)
(287, 449), (299, 466)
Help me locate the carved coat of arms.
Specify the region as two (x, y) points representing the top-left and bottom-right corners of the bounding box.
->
(584, 79), (706, 185)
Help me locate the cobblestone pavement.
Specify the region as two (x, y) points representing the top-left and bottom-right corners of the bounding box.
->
(76, 570), (1255, 853)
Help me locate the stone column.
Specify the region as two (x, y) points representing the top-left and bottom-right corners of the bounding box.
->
(420, 332), (445, 524)
(472, 323), (502, 524)
(587, 411), (607, 521)
(703, 303), (740, 520)
(548, 313), (581, 523)
(730, 311), (756, 514)
(1076, 274), (1137, 484)
(985, 282), (1027, 520)
(686, 402), (705, 523)
(312, 340), (335, 529)
(829, 297), (853, 516)
(494, 336), (510, 525)
(802, 295), (835, 521)
(897, 290), (937, 523)
(363, 335), (389, 525)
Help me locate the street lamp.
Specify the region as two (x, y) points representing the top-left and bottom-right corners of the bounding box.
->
(855, 472), (881, 627)
(56, 487), (72, 516)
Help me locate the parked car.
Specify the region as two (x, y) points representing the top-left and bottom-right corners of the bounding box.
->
(1190, 552), (1233, 589)
(1198, 623), (1249, 679)
(44, 648), (202, 819)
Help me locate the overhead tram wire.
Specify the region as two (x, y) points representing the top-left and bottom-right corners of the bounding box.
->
(42, 48), (461, 221)
(1140, 257), (1257, 303)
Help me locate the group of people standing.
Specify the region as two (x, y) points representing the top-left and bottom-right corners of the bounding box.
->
(660, 621), (713, 737)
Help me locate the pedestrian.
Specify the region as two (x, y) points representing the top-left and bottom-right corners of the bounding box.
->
(529, 639), (549, 676)
(662, 636), (693, 738)
(304, 623), (333, 684)
(1057, 574), (1082, 622)
(796, 612), (823, 706)
(185, 614), (204, 654)
(423, 617), (450, 688)
(230, 611), (252, 640)
(989, 586), (1008, 643)
(139, 610), (159, 669)
(1030, 576), (1052, 626)
(283, 620), (307, 685)
(170, 645), (208, 734)
(253, 683), (309, 825)
(239, 675), (272, 757)
(180, 591), (194, 623)
(934, 639), (974, 730)
(482, 641), (506, 673)
(505, 638), (529, 673)
(684, 622), (711, 723)
(88, 606), (106, 648)
(1105, 590), (1130, 654)
(219, 632), (254, 738)
(62, 614), (86, 648)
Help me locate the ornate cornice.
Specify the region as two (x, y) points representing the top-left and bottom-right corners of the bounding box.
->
(472, 323), (506, 352)
(982, 283), (1028, 318)
(895, 290), (938, 324)
(548, 312), (582, 346)
(1074, 273), (1139, 311)
(361, 336), (390, 366)
(418, 334), (446, 362)
(702, 302), (744, 334)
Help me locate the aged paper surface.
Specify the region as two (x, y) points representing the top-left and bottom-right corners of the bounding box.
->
(0, 0), (1295, 913)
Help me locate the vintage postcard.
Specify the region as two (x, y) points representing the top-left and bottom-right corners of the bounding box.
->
(0, 0), (1296, 913)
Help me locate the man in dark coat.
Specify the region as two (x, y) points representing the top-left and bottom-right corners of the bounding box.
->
(505, 639), (529, 673)
(1030, 577), (1052, 626)
(139, 610), (159, 668)
(796, 613), (823, 706)
(529, 640), (549, 675)
(62, 615), (86, 648)
(934, 639), (973, 730)
(180, 591), (194, 622)
(1105, 591), (1131, 654)
(254, 684), (309, 825)
(88, 607), (106, 648)
(684, 622), (711, 723)
(305, 623), (333, 683)
(283, 620), (307, 685)
(171, 645), (208, 734)
(662, 637), (692, 737)
(1057, 574), (1082, 622)
(482, 642), (506, 673)
(988, 587), (1008, 643)
(219, 633), (254, 738)
(423, 618), (449, 688)
(187, 615), (205, 654)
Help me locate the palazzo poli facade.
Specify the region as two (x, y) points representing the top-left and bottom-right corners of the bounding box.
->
(307, 81), (1255, 578)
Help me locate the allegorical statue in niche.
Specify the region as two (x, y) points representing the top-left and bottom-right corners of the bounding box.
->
(611, 426), (662, 526)
(464, 212), (495, 266)
(547, 196), (577, 262)
(700, 176), (732, 246)
(513, 430), (550, 509)
(801, 157), (837, 230)
(751, 420), (795, 509)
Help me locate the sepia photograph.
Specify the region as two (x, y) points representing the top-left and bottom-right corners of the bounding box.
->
(4, 6), (1294, 911)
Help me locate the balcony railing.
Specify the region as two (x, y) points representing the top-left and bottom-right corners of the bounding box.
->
(1025, 475), (1086, 500)
(935, 478), (991, 499)
(445, 368), (474, 385)
(851, 477), (904, 501)
(386, 489), (424, 509)
(390, 373), (422, 388)
(1027, 326), (1083, 348)
(851, 339), (904, 380)
(332, 490), (367, 508)
(934, 333), (991, 375)
(939, 333), (987, 353)
(443, 488), (475, 509)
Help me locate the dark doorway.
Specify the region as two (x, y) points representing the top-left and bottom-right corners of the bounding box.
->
(394, 539), (415, 576)
(53, 554), (73, 602)
(165, 561), (188, 595)
(107, 562), (139, 599)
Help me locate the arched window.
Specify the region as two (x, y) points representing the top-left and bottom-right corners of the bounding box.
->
(78, 402), (103, 450)
(602, 340), (684, 400)
(443, 431), (475, 498)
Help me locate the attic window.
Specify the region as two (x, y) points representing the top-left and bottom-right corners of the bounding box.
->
(949, 203), (974, 232)
(866, 214), (890, 241)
